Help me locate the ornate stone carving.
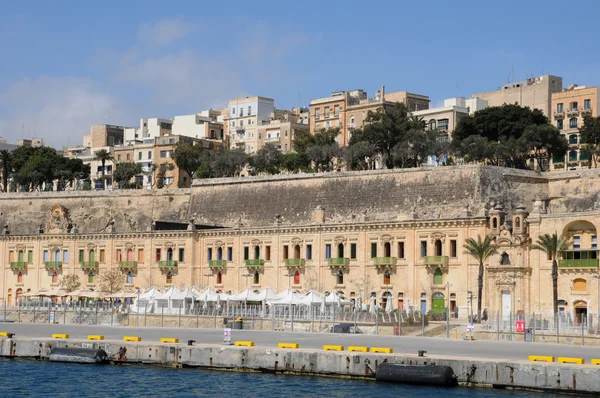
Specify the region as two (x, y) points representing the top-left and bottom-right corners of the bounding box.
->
(379, 234), (393, 243)
(429, 232), (445, 244)
(334, 236), (347, 245)
(46, 205), (70, 234)
(291, 237), (303, 247)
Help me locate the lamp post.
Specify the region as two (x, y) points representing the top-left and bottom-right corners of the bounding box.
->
(242, 273), (252, 316)
(467, 291), (474, 325)
(446, 282), (452, 338)
(203, 273), (212, 289)
(285, 272), (294, 289)
(593, 275), (600, 328)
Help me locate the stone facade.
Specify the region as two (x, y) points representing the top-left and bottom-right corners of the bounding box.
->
(2, 165), (600, 321)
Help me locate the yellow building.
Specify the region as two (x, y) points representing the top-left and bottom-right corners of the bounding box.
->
(1, 166), (600, 321)
(550, 85), (600, 170)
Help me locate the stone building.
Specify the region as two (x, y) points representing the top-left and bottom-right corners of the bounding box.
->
(1, 165), (600, 321)
(471, 75), (563, 117)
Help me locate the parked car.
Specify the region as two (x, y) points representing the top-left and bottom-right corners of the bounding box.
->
(330, 323), (363, 334)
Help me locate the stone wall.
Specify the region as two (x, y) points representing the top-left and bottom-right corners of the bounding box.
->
(1, 165), (600, 235)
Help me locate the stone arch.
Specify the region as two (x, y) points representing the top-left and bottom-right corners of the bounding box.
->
(500, 252), (511, 265)
(562, 220), (597, 239)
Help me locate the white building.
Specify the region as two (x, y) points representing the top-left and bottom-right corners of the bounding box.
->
(225, 96), (275, 153)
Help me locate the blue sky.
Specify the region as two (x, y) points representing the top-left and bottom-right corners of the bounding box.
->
(1, 0), (599, 148)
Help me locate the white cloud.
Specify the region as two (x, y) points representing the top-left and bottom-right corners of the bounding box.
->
(0, 77), (128, 148)
(137, 17), (189, 46)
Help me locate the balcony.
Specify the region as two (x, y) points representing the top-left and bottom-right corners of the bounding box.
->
(80, 261), (99, 270)
(567, 108), (579, 116)
(208, 259), (227, 268)
(328, 257), (350, 267)
(10, 261), (27, 270)
(581, 107), (593, 114)
(158, 260), (178, 268)
(119, 261), (138, 270)
(44, 261), (62, 269)
(285, 258), (306, 267)
(372, 257), (397, 266)
(559, 259), (598, 269)
(553, 111), (565, 119)
(423, 256), (449, 266)
(244, 259), (264, 267)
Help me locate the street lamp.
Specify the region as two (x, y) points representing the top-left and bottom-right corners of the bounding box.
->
(242, 273), (252, 289)
(285, 272), (295, 289)
(203, 273), (212, 289)
(467, 291), (474, 325)
(446, 282), (452, 338)
(593, 275), (600, 327)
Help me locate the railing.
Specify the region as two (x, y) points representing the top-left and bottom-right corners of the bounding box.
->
(158, 260), (178, 268)
(372, 257), (397, 266)
(558, 258), (598, 268)
(44, 261), (62, 269)
(80, 261), (99, 269)
(328, 257), (350, 266)
(553, 111), (564, 118)
(285, 258), (306, 267)
(423, 256), (449, 265)
(567, 108), (579, 116)
(244, 259), (264, 267)
(119, 261), (138, 269)
(10, 261), (27, 269)
(581, 107), (593, 114)
(208, 260), (227, 268)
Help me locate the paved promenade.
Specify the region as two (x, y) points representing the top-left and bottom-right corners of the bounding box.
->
(3, 322), (600, 361)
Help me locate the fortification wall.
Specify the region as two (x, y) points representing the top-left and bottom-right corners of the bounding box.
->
(0, 165), (599, 235)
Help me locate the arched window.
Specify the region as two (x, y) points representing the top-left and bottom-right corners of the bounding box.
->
(435, 240), (442, 256)
(167, 248), (173, 261)
(16, 288), (23, 304)
(515, 217), (520, 229)
(52, 272), (58, 284)
(569, 149), (578, 162)
(383, 272), (391, 285)
(55, 249), (61, 263)
(384, 242), (391, 257)
(254, 245), (260, 260)
(294, 245), (301, 259)
(253, 271), (260, 285)
(569, 134), (578, 145)
(570, 101), (578, 110)
(217, 247), (223, 261)
(89, 249), (95, 263)
(127, 272), (132, 284)
(574, 278), (587, 292)
(127, 249), (133, 261)
(433, 268), (443, 285)
(337, 243), (344, 258)
(17, 272), (22, 283)
(166, 272), (172, 284)
(500, 252), (510, 265)
(217, 271), (222, 284)
(350, 116), (355, 126)
(492, 218), (498, 229)
(17, 250), (24, 263)
(294, 270), (300, 285)
(336, 271), (344, 285)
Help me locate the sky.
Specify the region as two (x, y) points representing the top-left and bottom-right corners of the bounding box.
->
(1, 0), (599, 148)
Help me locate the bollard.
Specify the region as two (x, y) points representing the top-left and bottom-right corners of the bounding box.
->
(188, 340), (195, 346)
(418, 350), (427, 357)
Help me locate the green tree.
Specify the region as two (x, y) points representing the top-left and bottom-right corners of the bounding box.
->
(249, 144), (283, 175)
(209, 149), (247, 177)
(114, 161), (143, 188)
(519, 124), (568, 171)
(580, 116), (600, 168)
(531, 232), (569, 316)
(171, 141), (205, 183)
(345, 141), (377, 170)
(94, 149), (114, 190)
(0, 150), (12, 192)
(463, 235), (498, 323)
(361, 102), (412, 168)
(281, 152), (310, 173)
(59, 274), (81, 293)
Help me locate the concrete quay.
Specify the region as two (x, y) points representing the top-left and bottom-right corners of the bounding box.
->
(1, 335), (600, 395)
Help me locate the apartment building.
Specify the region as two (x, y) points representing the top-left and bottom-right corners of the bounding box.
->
(310, 86), (430, 146)
(224, 96), (275, 153)
(550, 85), (600, 170)
(256, 108), (310, 153)
(471, 75), (562, 117)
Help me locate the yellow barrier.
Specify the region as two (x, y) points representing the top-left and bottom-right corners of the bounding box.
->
(278, 343), (299, 349)
(87, 335), (104, 341)
(558, 357), (584, 364)
(591, 359), (600, 365)
(528, 355), (554, 362)
(323, 345), (344, 351)
(52, 334), (69, 339)
(0, 332), (13, 337)
(160, 338), (179, 344)
(124, 336), (142, 342)
(348, 346), (369, 352)
(235, 341), (255, 347)
(371, 347), (393, 354)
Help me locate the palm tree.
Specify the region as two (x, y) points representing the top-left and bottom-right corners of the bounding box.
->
(0, 150), (11, 192)
(531, 232), (569, 316)
(94, 149), (114, 190)
(463, 235), (498, 322)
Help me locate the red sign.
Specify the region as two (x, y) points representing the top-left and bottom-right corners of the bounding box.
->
(515, 320), (525, 333)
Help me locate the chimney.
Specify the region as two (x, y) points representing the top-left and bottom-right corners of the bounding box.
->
(381, 85), (385, 102)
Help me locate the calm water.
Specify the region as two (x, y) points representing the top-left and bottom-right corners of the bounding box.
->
(0, 359), (567, 398)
